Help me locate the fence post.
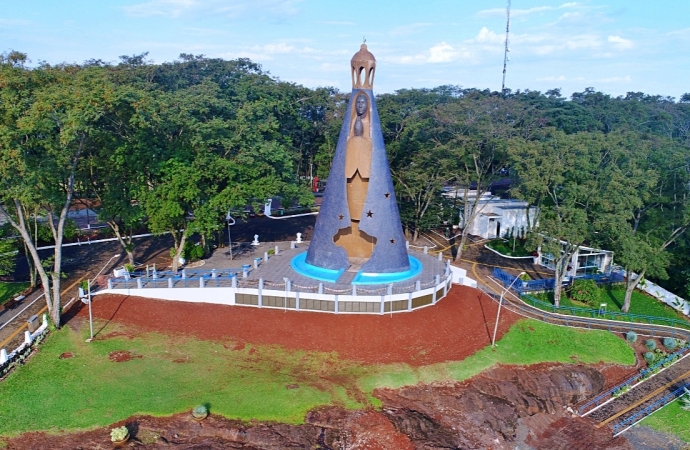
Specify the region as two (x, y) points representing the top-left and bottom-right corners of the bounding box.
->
(199, 277), (204, 288)
(275, 245), (280, 255)
(408, 293), (413, 311)
(0, 348), (7, 364)
(231, 276), (237, 288)
(258, 278), (263, 307)
(24, 330), (32, 345)
(107, 279), (113, 290)
(168, 277), (173, 288)
(423, 246), (428, 254)
(335, 295), (339, 314)
(318, 283), (323, 294)
(136, 278), (142, 289)
(352, 285), (357, 296)
(296, 291), (300, 311)
(380, 295), (385, 315)
(415, 280), (421, 291)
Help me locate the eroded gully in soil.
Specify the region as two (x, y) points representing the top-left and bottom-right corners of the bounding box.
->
(6, 364), (634, 450)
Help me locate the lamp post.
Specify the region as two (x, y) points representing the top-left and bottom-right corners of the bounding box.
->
(226, 212), (236, 260)
(85, 254), (121, 342)
(491, 271), (525, 348)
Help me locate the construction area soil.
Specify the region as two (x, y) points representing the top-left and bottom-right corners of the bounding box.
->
(4, 365), (635, 450)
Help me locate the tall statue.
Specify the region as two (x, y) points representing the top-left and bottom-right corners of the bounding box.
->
(306, 44), (409, 273)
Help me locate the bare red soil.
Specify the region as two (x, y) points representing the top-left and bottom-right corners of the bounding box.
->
(81, 286), (519, 366)
(108, 350), (142, 363)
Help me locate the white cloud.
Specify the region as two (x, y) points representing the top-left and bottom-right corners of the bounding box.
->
(385, 42), (473, 65)
(608, 35), (634, 50)
(596, 75), (632, 83)
(536, 75), (567, 81)
(470, 27), (504, 45)
(478, 6), (552, 18)
(123, 0), (302, 19)
(428, 42), (456, 63)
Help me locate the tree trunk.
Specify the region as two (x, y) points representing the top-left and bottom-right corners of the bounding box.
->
(109, 221), (135, 265)
(23, 241), (37, 288)
(622, 268), (644, 313)
(0, 202), (55, 324)
(412, 228), (419, 243)
(454, 228), (470, 262)
(171, 228), (188, 273)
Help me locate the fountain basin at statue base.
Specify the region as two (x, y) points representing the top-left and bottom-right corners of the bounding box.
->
(290, 252), (422, 285)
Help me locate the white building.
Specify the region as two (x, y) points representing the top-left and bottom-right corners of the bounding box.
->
(538, 242), (614, 277)
(445, 190), (538, 240)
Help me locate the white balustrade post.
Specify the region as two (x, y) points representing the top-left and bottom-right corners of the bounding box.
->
(136, 278), (142, 289)
(199, 277), (205, 288)
(168, 277), (173, 288)
(275, 245), (280, 255)
(258, 278), (264, 307)
(24, 331), (32, 345)
(423, 246), (428, 254)
(0, 348), (7, 364)
(107, 278), (113, 290)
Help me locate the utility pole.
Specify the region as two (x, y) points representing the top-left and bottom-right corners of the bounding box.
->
(501, 0), (511, 93)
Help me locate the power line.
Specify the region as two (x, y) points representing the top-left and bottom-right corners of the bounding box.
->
(501, 0), (511, 92)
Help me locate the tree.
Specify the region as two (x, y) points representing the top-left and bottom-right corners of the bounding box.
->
(431, 91), (544, 261)
(0, 61), (115, 326)
(510, 130), (602, 306)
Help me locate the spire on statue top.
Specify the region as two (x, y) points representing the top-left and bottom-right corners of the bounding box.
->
(351, 43), (376, 90)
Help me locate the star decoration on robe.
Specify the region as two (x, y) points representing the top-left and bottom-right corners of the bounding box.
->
(384, 192), (390, 198)
(338, 214), (344, 220)
(366, 210), (373, 217)
(390, 238), (396, 244)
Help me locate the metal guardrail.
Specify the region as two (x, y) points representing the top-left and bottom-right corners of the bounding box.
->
(520, 294), (690, 331)
(578, 345), (690, 415)
(612, 382), (690, 436)
(493, 267), (624, 296)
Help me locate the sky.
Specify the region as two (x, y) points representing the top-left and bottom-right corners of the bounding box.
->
(1, 1), (688, 98)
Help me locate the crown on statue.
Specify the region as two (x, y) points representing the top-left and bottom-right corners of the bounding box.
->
(351, 44), (376, 89)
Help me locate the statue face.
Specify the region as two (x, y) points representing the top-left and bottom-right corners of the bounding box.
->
(355, 95), (368, 116)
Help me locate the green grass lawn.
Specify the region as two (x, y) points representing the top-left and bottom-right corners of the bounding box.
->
(639, 397), (690, 443)
(528, 286), (689, 327)
(485, 239), (532, 257)
(0, 318), (635, 437)
(0, 282), (29, 306)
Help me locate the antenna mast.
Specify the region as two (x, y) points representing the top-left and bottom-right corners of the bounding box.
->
(501, 0), (511, 92)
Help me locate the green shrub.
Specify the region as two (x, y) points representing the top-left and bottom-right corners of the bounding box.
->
(643, 352), (655, 363)
(123, 263), (134, 273)
(192, 404), (208, 418)
(645, 340), (657, 351)
(663, 337), (678, 351)
(569, 279), (601, 307)
(625, 331), (638, 343)
(110, 426), (128, 442)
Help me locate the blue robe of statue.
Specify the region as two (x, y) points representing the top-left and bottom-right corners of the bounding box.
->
(305, 88), (410, 273)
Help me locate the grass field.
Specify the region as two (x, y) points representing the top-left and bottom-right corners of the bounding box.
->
(640, 396), (690, 443)
(485, 239), (532, 258)
(0, 318), (635, 437)
(0, 282), (29, 306)
(530, 286), (689, 325)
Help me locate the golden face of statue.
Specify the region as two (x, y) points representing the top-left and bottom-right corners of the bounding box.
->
(355, 94), (368, 116)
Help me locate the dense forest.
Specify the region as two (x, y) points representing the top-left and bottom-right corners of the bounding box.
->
(1, 50), (689, 325)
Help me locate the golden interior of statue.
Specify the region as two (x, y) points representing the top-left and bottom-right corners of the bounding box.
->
(333, 92), (377, 263)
